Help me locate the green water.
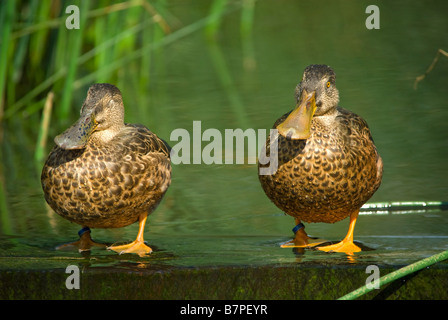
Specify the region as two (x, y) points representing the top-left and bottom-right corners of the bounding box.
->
(1, 1), (448, 272)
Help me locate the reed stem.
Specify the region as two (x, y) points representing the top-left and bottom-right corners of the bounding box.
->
(35, 91), (54, 166)
(0, 0), (15, 119)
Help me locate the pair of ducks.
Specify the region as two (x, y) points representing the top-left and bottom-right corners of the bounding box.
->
(41, 65), (383, 257)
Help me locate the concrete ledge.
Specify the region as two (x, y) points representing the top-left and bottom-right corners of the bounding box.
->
(1, 264), (447, 300)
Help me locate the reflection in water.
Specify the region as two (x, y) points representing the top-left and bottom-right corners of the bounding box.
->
(86, 247), (178, 272)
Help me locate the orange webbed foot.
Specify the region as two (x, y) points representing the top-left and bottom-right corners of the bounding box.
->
(316, 239), (361, 253)
(317, 210), (362, 254)
(108, 240), (152, 257)
(108, 213), (152, 257)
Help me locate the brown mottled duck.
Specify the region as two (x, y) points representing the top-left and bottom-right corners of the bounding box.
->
(258, 65), (383, 253)
(41, 83), (171, 256)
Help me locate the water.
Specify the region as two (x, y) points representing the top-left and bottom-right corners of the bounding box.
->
(1, 1), (448, 273)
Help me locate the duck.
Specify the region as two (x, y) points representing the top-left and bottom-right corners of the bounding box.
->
(258, 65), (383, 253)
(41, 83), (171, 257)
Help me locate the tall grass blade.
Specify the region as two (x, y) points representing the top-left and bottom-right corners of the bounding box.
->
(205, 0), (250, 128)
(206, 41), (250, 129)
(35, 92), (54, 167)
(58, 1), (90, 120)
(205, 0), (228, 41)
(241, 0), (256, 70)
(73, 10), (239, 89)
(0, 0), (15, 119)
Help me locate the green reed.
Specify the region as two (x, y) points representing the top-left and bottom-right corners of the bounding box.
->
(0, 0), (14, 119)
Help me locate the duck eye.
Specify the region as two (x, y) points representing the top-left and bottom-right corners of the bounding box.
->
(326, 81), (331, 88)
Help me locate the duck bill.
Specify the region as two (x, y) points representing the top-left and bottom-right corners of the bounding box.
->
(277, 90), (316, 140)
(54, 113), (98, 150)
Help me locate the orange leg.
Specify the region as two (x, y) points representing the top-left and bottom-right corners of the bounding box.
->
(108, 213), (152, 257)
(56, 226), (107, 252)
(281, 218), (325, 248)
(317, 210), (361, 253)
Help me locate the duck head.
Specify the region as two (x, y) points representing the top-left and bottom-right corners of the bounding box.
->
(55, 83), (125, 150)
(277, 64), (340, 140)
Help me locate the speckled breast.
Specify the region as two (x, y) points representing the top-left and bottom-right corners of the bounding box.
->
(259, 121), (380, 224)
(41, 143), (171, 229)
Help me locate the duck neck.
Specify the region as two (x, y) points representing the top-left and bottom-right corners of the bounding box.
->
(90, 125), (123, 145)
(314, 107), (338, 127)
